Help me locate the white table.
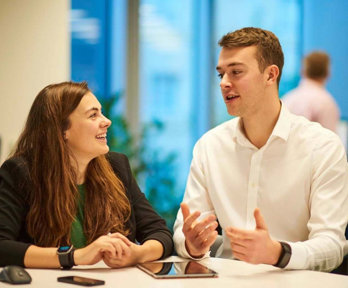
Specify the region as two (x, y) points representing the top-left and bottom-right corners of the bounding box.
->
(2, 256), (347, 288)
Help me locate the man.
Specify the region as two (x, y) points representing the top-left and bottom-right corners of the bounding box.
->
(173, 27), (348, 271)
(283, 51), (340, 132)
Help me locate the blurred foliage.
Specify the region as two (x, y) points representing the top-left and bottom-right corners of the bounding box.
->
(101, 93), (180, 230)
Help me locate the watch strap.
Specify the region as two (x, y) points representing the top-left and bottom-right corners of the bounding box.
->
(274, 241), (292, 268)
(57, 246), (75, 269)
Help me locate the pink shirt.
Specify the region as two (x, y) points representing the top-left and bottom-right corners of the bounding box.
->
(282, 79), (340, 132)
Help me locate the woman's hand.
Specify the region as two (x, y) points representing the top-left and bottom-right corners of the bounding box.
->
(103, 239), (164, 268)
(74, 233), (131, 266)
(103, 242), (141, 268)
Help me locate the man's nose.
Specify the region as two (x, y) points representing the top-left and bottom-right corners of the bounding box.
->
(220, 74), (231, 89)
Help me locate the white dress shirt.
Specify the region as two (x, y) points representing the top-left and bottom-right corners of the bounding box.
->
(173, 105), (348, 271)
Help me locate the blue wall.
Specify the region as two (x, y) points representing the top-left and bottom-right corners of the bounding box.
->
(303, 0), (348, 119)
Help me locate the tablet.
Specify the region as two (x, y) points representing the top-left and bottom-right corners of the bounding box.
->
(137, 261), (218, 279)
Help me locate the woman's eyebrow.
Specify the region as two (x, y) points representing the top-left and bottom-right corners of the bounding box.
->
(84, 107), (100, 114)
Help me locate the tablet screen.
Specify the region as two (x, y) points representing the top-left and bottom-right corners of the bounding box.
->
(137, 261), (218, 279)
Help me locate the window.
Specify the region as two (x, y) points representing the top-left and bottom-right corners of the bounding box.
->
(212, 0), (302, 125)
(71, 0), (127, 100)
(71, 0), (303, 228)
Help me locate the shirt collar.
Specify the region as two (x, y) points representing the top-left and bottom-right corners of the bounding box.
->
(271, 102), (291, 142)
(233, 102), (291, 147)
(234, 118), (252, 147)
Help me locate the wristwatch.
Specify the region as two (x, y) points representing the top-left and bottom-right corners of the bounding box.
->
(57, 245), (75, 269)
(274, 242), (292, 268)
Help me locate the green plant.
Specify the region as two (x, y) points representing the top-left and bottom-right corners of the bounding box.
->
(101, 93), (180, 230)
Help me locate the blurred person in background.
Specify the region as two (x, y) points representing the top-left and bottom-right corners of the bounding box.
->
(283, 51), (340, 132)
(0, 81), (173, 268)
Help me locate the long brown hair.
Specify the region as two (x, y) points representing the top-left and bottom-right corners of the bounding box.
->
(12, 81), (131, 247)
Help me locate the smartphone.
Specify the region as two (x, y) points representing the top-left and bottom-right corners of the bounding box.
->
(57, 276), (105, 286)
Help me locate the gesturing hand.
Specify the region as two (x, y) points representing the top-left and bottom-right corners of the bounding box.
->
(225, 208), (281, 265)
(181, 202), (218, 258)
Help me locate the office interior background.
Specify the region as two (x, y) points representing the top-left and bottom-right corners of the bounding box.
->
(1, 0), (348, 228)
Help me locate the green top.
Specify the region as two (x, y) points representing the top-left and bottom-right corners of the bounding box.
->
(71, 184), (87, 248)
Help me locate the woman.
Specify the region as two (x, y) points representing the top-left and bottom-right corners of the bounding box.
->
(0, 81), (173, 268)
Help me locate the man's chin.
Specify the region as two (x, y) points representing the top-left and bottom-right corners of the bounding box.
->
(226, 108), (240, 117)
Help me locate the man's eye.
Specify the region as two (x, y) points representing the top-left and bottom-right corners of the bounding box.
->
(232, 70), (242, 75)
(217, 73), (223, 79)
(89, 113), (97, 118)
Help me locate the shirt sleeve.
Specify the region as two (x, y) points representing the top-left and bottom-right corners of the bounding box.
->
(109, 153), (174, 259)
(286, 133), (348, 271)
(0, 159), (31, 267)
(173, 140), (215, 259)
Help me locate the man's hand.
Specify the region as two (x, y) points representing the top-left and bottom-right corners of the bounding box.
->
(225, 208), (281, 265)
(181, 202), (218, 258)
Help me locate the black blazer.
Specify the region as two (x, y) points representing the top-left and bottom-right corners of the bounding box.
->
(0, 152), (173, 266)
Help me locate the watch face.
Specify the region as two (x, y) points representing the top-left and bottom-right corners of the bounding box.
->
(58, 246), (71, 253)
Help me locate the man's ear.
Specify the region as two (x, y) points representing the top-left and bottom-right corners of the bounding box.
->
(266, 65), (279, 85)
